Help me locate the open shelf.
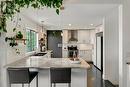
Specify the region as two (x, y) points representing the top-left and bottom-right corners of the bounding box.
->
(15, 38), (27, 45)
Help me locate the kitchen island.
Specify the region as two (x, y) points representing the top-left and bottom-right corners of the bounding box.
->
(5, 57), (90, 87)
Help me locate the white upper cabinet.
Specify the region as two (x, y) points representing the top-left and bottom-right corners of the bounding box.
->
(62, 29), (95, 44)
(78, 30), (90, 43)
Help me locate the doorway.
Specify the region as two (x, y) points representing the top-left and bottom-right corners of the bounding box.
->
(47, 30), (62, 58)
(96, 32), (103, 73)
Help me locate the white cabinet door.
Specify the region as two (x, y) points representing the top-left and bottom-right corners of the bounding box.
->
(62, 50), (68, 58)
(78, 30), (90, 43)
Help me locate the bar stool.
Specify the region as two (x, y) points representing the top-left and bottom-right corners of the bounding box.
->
(7, 68), (38, 87)
(50, 68), (71, 87)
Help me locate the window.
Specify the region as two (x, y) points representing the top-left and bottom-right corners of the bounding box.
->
(26, 29), (38, 52)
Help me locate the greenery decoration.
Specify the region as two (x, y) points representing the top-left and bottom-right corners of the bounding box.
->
(5, 29), (24, 47)
(0, 0), (63, 34)
(48, 30), (62, 37)
(5, 37), (18, 47)
(5, 29), (24, 54)
(0, 0), (63, 54)
(0, 15), (7, 34)
(16, 31), (23, 39)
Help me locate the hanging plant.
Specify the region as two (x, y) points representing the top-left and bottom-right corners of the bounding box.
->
(16, 31), (23, 39)
(5, 36), (18, 47)
(5, 29), (24, 54)
(0, 15), (7, 36)
(0, 0), (63, 54)
(5, 29), (24, 47)
(0, 0), (63, 34)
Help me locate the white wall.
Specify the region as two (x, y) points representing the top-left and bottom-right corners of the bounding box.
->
(6, 13), (42, 64)
(121, 1), (130, 87)
(0, 33), (8, 87)
(104, 7), (119, 85)
(127, 64), (130, 87)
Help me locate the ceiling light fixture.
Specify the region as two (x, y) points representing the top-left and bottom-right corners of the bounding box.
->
(61, 32), (63, 36)
(90, 24), (94, 26)
(69, 24), (72, 26)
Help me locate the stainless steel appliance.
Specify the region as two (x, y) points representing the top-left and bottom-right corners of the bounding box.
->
(67, 46), (78, 58)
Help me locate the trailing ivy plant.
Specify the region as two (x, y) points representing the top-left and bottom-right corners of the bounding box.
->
(5, 29), (24, 54)
(0, 0), (63, 34)
(5, 29), (23, 47)
(0, 15), (7, 35)
(0, 0), (63, 54)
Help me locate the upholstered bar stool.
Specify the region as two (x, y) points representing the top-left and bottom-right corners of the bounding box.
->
(8, 68), (38, 87)
(50, 68), (71, 87)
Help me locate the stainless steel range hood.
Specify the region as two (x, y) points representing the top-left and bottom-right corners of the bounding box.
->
(68, 30), (78, 42)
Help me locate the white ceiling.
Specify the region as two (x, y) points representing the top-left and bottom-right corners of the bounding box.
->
(21, 4), (119, 29)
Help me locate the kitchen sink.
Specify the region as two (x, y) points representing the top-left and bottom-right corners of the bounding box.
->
(33, 53), (47, 56)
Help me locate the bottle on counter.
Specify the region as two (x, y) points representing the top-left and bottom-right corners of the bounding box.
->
(73, 51), (76, 58)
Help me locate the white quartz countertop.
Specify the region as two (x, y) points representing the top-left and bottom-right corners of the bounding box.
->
(5, 57), (90, 69)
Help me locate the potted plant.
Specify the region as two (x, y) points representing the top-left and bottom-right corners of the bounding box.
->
(16, 31), (23, 39)
(39, 38), (45, 52)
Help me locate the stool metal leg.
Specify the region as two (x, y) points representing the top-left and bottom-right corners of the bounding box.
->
(36, 75), (38, 87)
(68, 83), (71, 87)
(54, 83), (56, 87)
(22, 84), (24, 87)
(9, 83), (11, 87)
(28, 84), (30, 87)
(51, 83), (52, 87)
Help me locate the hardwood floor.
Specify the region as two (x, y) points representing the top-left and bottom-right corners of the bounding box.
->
(87, 64), (118, 87)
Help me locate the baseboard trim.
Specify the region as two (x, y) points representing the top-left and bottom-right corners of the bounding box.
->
(86, 61), (93, 64)
(93, 65), (102, 71)
(115, 85), (119, 87)
(104, 80), (119, 87)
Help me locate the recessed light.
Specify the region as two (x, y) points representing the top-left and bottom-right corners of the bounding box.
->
(69, 24), (72, 26)
(61, 32), (63, 36)
(90, 24), (94, 26)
